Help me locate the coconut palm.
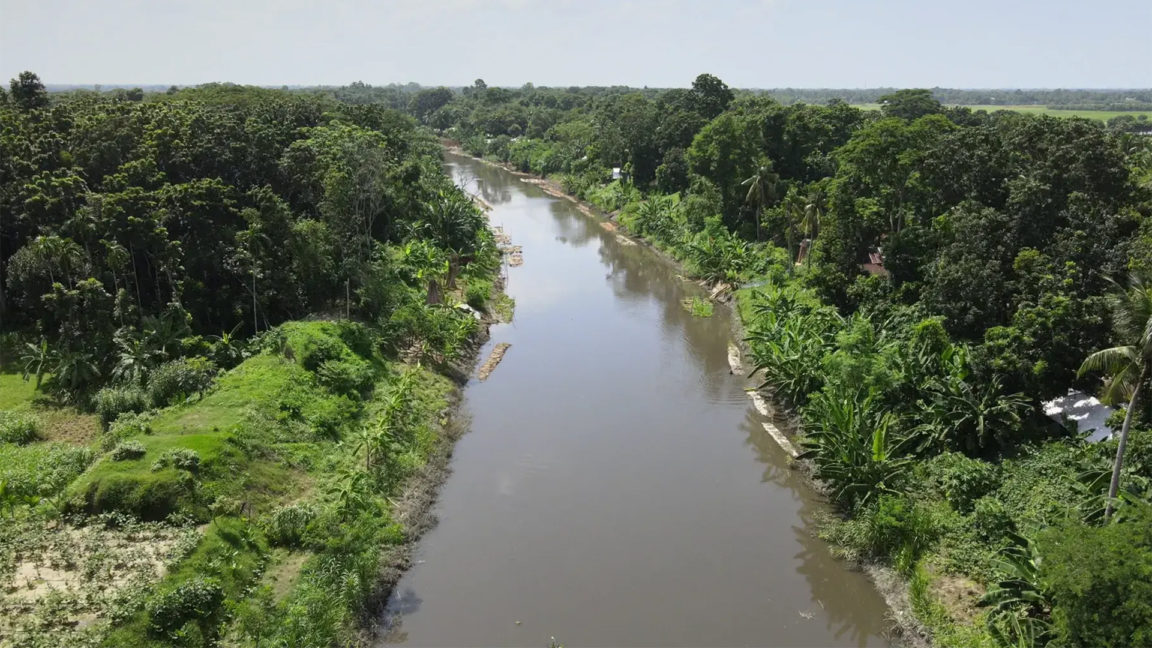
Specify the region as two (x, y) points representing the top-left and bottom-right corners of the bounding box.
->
(800, 189), (826, 267)
(741, 163), (778, 241)
(783, 192), (806, 268)
(1078, 274), (1152, 518)
(112, 333), (162, 385)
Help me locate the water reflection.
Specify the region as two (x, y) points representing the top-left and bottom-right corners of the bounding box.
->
(382, 154), (893, 647)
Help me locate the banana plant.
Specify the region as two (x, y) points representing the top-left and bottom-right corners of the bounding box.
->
(979, 533), (1053, 647)
(799, 388), (917, 508)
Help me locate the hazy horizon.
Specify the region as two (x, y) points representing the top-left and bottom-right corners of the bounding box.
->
(3, 0), (1150, 89)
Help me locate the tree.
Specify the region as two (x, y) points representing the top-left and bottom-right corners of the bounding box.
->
(409, 87), (454, 124)
(741, 162), (778, 240)
(1078, 274), (1152, 518)
(878, 89), (942, 120)
(686, 112), (762, 223)
(800, 188), (827, 267)
(690, 73), (734, 119)
(9, 71), (49, 110)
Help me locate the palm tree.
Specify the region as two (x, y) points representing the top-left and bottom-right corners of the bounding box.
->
(1078, 274), (1152, 518)
(800, 190), (826, 268)
(112, 333), (161, 385)
(783, 193), (805, 269)
(741, 163), (778, 241)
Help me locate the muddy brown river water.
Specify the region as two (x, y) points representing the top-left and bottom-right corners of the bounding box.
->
(380, 153), (893, 647)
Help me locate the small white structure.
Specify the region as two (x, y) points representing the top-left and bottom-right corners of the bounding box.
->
(611, 167), (622, 180)
(1043, 390), (1115, 442)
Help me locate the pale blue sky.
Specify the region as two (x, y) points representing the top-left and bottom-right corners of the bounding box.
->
(2, 0), (1149, 88)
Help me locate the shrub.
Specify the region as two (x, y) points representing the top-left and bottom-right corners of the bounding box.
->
(971, 496), (1015, 541)
(152, 448), (201, 472)
(110, 439), (147, 461)
(316, 357), (375, 398)
(384, 302), (477, 361)
(304, 395), (358, 440)
(335, 322), (375, 359)
(295, 335), (345, 372)
(148, 357), (217, 407)
(860, 495), (939, 571)
(1041, 505), (1152, 647)
(93, 385), (150, 426)
(923, 451), (1000, 513)
(263, 503), (317, 547)
(0, 411), (40, 444)
(101, 411), (154, 450)
(465, 279), (492, 311)
(147, 577), (224, 639)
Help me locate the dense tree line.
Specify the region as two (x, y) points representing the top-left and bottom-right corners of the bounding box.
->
(760, 87), (1152, 107)
(0, 72), (488, 400)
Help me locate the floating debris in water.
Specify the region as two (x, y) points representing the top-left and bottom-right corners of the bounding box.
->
(477, 343), (511, 381)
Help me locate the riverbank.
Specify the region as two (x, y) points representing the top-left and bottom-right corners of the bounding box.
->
(0, 250), (514, 646)
(442, 143), (929, 646)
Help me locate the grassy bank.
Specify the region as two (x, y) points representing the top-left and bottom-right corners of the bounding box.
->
(0, 273), (510, 647)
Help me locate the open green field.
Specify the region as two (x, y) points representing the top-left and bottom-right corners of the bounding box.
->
(0, 373), (39, 410)
(853, 102), (1151, 121)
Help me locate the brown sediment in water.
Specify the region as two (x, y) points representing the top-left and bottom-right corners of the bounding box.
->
(476, 342), (511, 381)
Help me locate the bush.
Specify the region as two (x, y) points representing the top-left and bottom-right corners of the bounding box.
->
(93, 385), (150, 426)
(0, 411), (40, 444)
(860, 495), (939, 570)
(923, 451), (1000, 513)
(384, 302), (477, 361)
(316, 357), (375, 398)
(465, 279), (492, 311)
(148, 357), (217, 407)
(971, 496), (1015, 541)
(101, 411), (154, 450)
(304, 395), (358, 440)
(1041, 505), (1152, 647)
(263, 503), (317, 547)
(295, 335), (345, 372)
(335, 322), (375, 359)
(147, 577), (225, 639)
(110, 439), (147, 461)
(152, 448), (201, 472)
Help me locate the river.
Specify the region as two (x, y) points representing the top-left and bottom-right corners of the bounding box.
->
(380, 152), (893, 647)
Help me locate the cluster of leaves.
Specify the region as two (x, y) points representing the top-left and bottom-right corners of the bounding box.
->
(1, 72), (487, 407)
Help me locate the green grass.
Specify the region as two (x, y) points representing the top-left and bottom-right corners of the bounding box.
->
(0, 442), (95, 498)
(102, 516), (267, 647)
(67, 322), (374, 522)
(960, 104), (1152, 120)
(0, 373), (40, 411)
(151, 354), (310, 436)
(67, 432), (243, 520)
(682, 296), (714, 317)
